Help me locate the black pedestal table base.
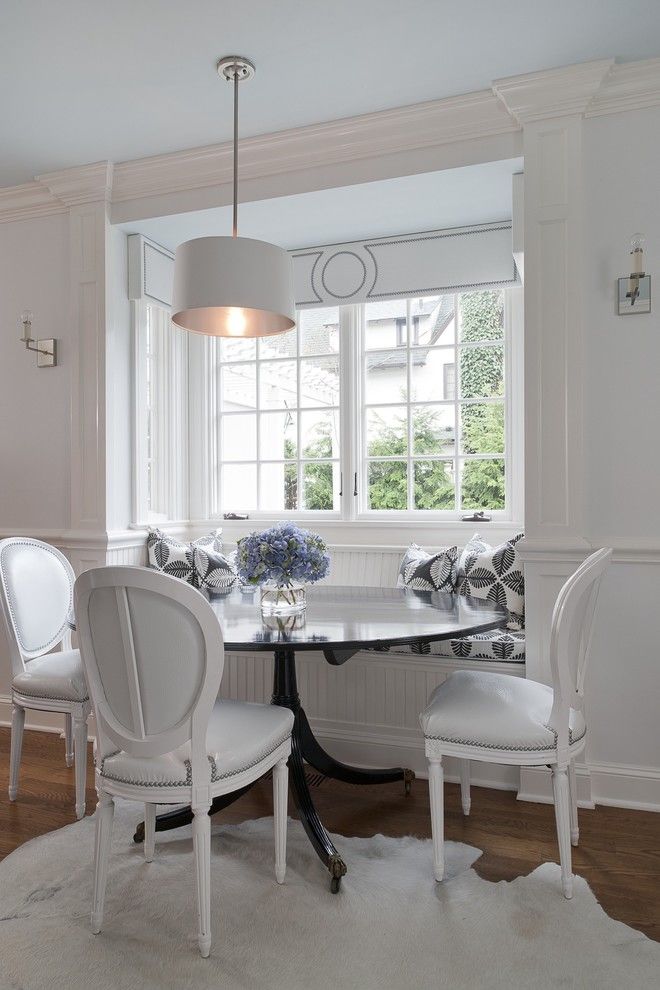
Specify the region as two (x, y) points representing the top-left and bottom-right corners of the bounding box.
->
(135, 646), (415, 891)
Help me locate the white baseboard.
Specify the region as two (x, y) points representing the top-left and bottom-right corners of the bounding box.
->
(3, 696), (658, 812)
(518, 762), (660, 813)
(518, 765), (595, 809)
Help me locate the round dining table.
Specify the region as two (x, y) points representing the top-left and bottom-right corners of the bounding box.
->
(132, 583), (506, 892)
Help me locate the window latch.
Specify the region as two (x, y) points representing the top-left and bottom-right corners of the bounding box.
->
(338, 472), (343, 497)
(223, 512), (250, 520)
(461, 510), (491, 522)
(353, 472), (358, 497)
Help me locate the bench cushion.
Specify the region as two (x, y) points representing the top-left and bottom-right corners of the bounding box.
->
(385, 628), (525, 662)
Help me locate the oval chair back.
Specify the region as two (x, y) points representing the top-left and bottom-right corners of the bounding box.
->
(548, 547), (612, 757)
(0, 537), (75, 679)
(74, 566), (224, 793)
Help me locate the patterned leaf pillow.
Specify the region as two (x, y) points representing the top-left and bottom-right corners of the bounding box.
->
(456, 532), (525, 630)
(193, 546), (237, 592)
(397, 544), (458, 593)
(146, 529), (224, 587)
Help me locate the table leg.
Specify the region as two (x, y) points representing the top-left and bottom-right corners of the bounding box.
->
(297, 706), (415, 794)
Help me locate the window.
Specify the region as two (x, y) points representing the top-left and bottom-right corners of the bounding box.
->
(212, 307), (341, 514)
(135, 288), (520, 524)
(361, 292), (506, 513)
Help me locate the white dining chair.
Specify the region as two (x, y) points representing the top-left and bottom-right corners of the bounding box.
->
(420, 547), (612, 899)
(0, 537), (91, 819)
(74, 565), (293, 958)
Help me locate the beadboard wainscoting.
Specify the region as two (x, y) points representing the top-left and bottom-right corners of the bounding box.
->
(218, 648), (522, 787)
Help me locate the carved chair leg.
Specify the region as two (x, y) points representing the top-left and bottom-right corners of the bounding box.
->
(192, 804), (212, 958)
(273, 757), (289, 884)
(91, 790), (115, 934)
(568, 761), (579, 846)
(144, 804), (156, 862)
(73, 713), (88, 820)
(551, 764), (573, 899)
(459, 758), (471, 816)
(428, 756), (445, 882)
(9, 704), (25, 801)
(64, 713), (74, 768)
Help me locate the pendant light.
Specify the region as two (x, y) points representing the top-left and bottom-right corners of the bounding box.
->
(172, 56), (296, 338)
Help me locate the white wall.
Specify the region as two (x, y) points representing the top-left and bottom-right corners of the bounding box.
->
(0, 214), (70, 530)
(582, 107), (660, 799)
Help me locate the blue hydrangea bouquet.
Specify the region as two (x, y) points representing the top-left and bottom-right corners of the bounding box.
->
(236, 522), (330, 615)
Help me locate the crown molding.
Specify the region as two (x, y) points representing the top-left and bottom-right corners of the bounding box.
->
(586, 57), (660, 116)
(493, 59), (615, 123)
(112, 89), (518, 204)
(37, 161), (113, 207)
(0, 180), (66, 224)
(0, 162), (113, 225)
(1, 57), (660, 226)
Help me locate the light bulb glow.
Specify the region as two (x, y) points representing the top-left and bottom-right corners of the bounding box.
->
(226, 307), (248, 336)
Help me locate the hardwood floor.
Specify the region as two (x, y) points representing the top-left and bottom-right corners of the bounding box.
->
(1, 727), (658, 942)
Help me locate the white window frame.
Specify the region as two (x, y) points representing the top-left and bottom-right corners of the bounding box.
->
(131, 299), (189, 526)
(133, 287), (523, 534)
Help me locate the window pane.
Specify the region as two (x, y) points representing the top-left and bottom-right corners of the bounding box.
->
(220, 363), (256, 410)
(260, 411), (297, 460)
(260, 462), (298, 511)
(411, 405), (455, 455)
(299, 307), (340, 356)
(460, 458), (505, 510)
(413, 460), (455, 510)
(258, 326), (298, 359)
(302, 461), (339, 511)
(366, 406), (407, 457)
(410, 347), (455, 402)
(459, 345), (504, 399)
(411, 295), (456, 347)
(300, 356), (340, 407)
(365, 351), (407, 405)
(300, 409), (339, 458)
(364, 299), (407, 350)
(367, 461), (407, 510)
(221, 463), (257, 510)
(459, 290), (504, 342)
(460, 403), (505, 454)
(259, 361), (297, 409)
(220, 338), (256, 362)
(221, 413), (256, 460)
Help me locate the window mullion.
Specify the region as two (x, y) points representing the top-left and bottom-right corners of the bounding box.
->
(454, 293), (461, 513)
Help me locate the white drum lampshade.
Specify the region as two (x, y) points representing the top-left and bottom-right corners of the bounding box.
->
(172, 235), (295, 338)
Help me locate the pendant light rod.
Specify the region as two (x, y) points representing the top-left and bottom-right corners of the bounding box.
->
(233, 69), (239, 237)
(217, 56), (256, 239)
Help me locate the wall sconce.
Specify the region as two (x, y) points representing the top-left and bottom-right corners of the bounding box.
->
(19, 311), (57, 367)
(617, 234), (651, 315)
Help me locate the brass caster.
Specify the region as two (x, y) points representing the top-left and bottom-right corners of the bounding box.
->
(133, 821), (145, 843)
(404, 768), (415, 796)
(328, 853), (347, 893)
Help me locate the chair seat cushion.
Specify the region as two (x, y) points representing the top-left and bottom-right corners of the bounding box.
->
(420, 670), (585, 752)
(98, 700), (294, 788)
(386, 628), (525, 662)
(12, 649), (88, 702)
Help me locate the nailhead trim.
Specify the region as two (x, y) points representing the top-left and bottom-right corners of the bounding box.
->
(423, 725), (586, 752)
(97, 729), (292, 788)
(0, 540), (72, 655)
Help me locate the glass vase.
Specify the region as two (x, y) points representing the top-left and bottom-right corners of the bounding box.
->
(260, 583), (307, 616)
